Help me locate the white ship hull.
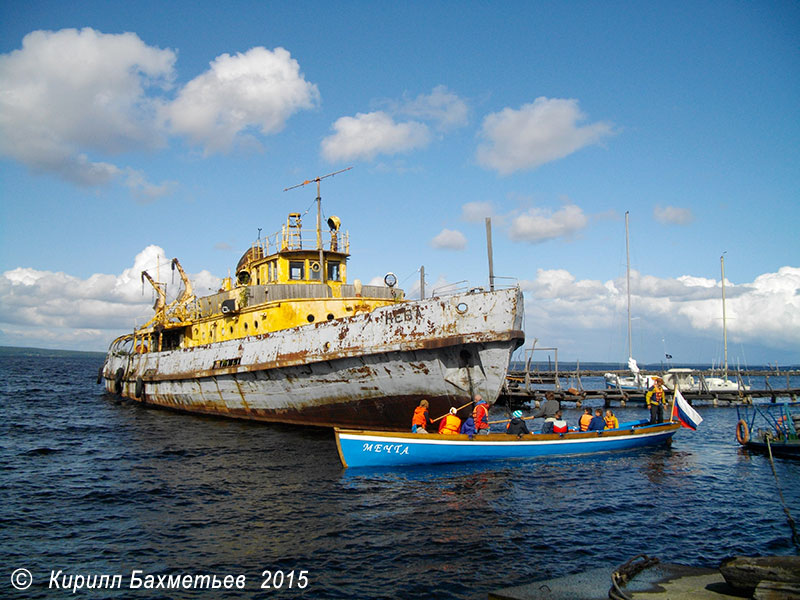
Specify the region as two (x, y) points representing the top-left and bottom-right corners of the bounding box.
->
(103, 288), (524, 429)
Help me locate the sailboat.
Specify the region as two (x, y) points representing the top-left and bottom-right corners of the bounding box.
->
(662, 254), (749, 394)
(604, 212), (654, 392)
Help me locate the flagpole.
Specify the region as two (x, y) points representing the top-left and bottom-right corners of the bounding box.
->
(669, 388), (678, 423)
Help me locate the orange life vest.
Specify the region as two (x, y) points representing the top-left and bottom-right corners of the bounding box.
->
(439, 414), (462, 434)
(605, 416), (619, 429)
(647, 386), (665, 406)
(579, 413), (593, 431)
(411, 406), (429, 428)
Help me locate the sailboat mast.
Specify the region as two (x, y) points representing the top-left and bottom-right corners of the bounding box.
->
(721, 253), (728, 379)
(626, 211), (632, 361)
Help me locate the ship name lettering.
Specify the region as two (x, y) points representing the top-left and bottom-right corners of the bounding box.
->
(362, 442), (408, 455)
(384, 307), (422, 324)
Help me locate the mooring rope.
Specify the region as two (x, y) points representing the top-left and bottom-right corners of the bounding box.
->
(765, 436), (800, 550)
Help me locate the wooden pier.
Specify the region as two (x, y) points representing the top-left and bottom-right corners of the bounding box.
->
(501, 368), (800, 409)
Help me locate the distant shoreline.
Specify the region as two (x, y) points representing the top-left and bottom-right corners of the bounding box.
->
(0, 345), (105, 358)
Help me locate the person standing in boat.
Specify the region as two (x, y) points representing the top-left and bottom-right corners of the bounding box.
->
(646, 377), (668, 424)
(411, 399), (432, 433)
(533, 390), (560, 420)
(506, 410), (530, 435)
(438, 407), (462, 434)
(472, 395), (490, 434)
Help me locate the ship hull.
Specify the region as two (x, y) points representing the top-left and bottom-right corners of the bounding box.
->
(103, 288), (524, 429)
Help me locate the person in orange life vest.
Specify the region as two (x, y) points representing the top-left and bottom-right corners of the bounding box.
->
(604, 409), (619, 430)
(438, 407), (462, 434)
(646, 377), (667, 424)
(587, 408), (605, 431)
(552, 410), (568, 433)
(472, 394), (490, 434)
(578, 407), (593, 431)
(411, 399), (432, 433)
(506, 410), (529, 435)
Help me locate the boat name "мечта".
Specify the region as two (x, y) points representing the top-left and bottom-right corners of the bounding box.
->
(362, 443), (409, 455)
(382, 306), (423, 324)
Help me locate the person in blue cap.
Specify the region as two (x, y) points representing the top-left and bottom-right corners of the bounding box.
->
(506, 410), (530, 435)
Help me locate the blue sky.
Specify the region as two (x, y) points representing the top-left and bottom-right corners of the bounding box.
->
(1, 0), (798, 365)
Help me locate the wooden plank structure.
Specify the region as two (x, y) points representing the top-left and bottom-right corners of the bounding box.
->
(502, 367), (800, 408)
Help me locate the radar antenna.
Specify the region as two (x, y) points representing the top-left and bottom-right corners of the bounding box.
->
(284, 167), (352, 284)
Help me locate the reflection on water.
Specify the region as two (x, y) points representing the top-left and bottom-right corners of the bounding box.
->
(2, 353), (799, 600)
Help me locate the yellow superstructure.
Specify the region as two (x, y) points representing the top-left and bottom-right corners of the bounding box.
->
(124, 211), (404, 355)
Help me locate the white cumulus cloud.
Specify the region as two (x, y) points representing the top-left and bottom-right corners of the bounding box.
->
(430, 229), (467, 250)
(0, 246), (220, 351)
(397, 85), (469, 131)
(167, 46), (319, 154)
(654, 205), (694, 225)
(476, 97), (614, 175)
(518, 266), (800, 363)
(509, 204), (589, 243)
(321, 111), (431, 162)
(0, 28), (175, 187)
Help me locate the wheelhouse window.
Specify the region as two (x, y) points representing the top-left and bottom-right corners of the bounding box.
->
(327, 261), (340, 281)
(309, 261), (321, 281)
(289, 261), (304, 280)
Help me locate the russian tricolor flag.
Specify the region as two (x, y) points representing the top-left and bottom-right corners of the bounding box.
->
(672, 389), (703, 430)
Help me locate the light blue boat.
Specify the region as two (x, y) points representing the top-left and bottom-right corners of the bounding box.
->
(334, 419), (681, 468)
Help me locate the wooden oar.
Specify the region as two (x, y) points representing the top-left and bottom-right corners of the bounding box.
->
(488, 415), (538, 425)
(431, 401), (474, 423)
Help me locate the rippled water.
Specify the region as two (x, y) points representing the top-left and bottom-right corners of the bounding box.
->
(2, 351), (799, 599)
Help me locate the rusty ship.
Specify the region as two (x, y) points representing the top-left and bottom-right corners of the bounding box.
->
(101, 176), (524, 429)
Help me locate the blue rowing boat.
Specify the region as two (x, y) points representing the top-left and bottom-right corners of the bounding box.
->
(334, 419), (681, 468)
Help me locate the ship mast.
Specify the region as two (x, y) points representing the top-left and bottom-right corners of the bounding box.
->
(721, 252), (728, 379)
(625, 211), (632, 362)
(284, 167), (352, 284)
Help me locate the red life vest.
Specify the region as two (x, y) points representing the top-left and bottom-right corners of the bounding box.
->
(411, 406), (428, 428)
(473, 403), (489, 429)
(439, 414), (462, 434)
(553, 420), (568, 433)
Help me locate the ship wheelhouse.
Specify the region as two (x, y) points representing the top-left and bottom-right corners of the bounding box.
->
(117, 211), (405, 355)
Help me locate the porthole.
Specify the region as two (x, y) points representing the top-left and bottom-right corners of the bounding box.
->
(323, 342), (331, 351)
(456, 302), (468, 314)
(307, 314), (315, 323)
(327, 313), (334, 321)
(244, 322), (248, 331)
(230, 326), (234, 334)
(254, 320), (259, 329)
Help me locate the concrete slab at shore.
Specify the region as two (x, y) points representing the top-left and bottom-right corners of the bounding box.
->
(489, 563), (744, 600)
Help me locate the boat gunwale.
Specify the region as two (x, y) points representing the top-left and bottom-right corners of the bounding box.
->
(335, 421), (681, 445)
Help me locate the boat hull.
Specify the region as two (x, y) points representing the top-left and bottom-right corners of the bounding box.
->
(103, 288), (524, 429)
(335, 421), (681, 468)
